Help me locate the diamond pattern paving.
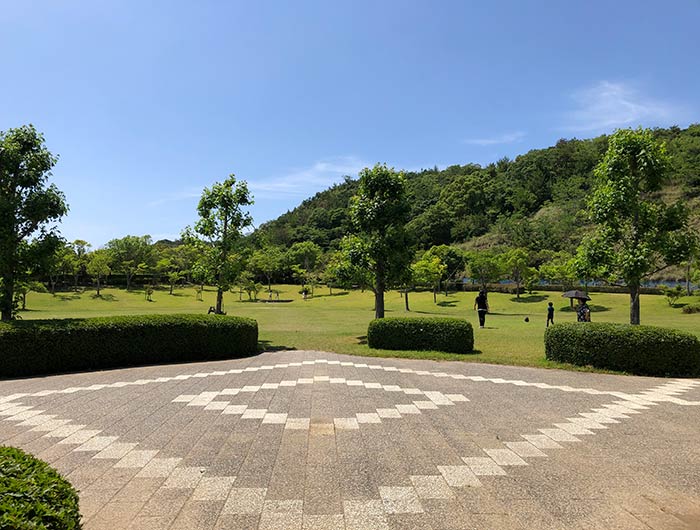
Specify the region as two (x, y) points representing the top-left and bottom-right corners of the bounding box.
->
(2, 351), (700, 529)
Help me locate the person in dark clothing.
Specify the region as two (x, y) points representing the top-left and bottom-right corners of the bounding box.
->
(576, 299), (591, 322)
(546, 301), (554, 327)
(474, 290), (489, 328)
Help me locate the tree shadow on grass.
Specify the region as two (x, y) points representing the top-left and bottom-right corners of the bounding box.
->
(258, 341), (297, 352)
(57, 294), (81, 301)
(437, 300), (458, 307)
(357, 335), (367, 345)
(559, 304), (610, 313)
(91, 293), (117, 302)
(312, 291), (350, 298)
(510, 294), (547, 303)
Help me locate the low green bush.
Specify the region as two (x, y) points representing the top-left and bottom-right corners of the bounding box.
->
(544, 322), (700, 376)
(682, 303), (700, 314)
(0, 446), (82, 529)
(0, 314), (258, 378)
(367, 317), (474, 354)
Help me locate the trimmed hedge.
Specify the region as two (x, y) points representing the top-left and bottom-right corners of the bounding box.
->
(682, 303), (700, 314)
(367, 317), (474, 354)
(0, 314), (258, 378)
(545, 322), (700, 376)
(0, 446), (82, 529)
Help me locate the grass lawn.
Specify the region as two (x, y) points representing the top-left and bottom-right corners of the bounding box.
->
(17, 284), (700, 372)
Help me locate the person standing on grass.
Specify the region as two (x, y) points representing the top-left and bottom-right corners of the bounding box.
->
(474, 289), (489, 328)
(546, 301), (554, 327)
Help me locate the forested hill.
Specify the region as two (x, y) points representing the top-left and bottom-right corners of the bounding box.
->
(256, 125), (700, 254)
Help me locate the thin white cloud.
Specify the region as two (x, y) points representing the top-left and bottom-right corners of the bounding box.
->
(248, 156), (368, 199)
(563, 81), (680, 132)
(147, 189), (201, 207)
(462, 131), (526, 146)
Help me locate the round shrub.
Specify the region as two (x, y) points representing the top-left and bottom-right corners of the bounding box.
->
(0, 314), (258, 378)
(368, 317), (474, 354)
(0, 446), (82, 529)
(682, 303), (700, 314)
(544, 322), (700, 376)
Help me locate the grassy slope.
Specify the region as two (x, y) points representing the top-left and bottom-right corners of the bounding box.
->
(18, 285), (700, 371)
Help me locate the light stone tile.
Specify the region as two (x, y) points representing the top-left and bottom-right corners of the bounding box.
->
(204, 401), (230, 410)
(18, 414), (57, 426)
(298, 378), (314, 384)
(75, 435), (120, 452)
(259, 499), (304, 530)
(423, 391), (453, 406)
(591, 407), (629, 419)
(58, 429), (102, 445)
(115, 450), (159, 468)
(602, 403), (640, 414)
(356, 413), (381, 424)
(402, 388), (423, 395)
(579, 412), (619, 424)
(437, 465), (481, 487)
(94, 442), (139, 459)
(504, 441), (547, 458)
(163, 467), (205, 489)
(376, 408), (402, 419)
(410, 475), (455, 499)
(242, 385), (262, 392)
(381, 385), (401, 392)
(43, 424), (86, 438)
(192, 476), (236, 501)
(241, 408), (267, 419)
(30, 419), (72, 432)
(262, 413), (288, 424)
(329, 378), (346, 384)
(222, 487), (268, 514)
(445, 394), (469, 402)
(483, 448), (528, 466)
(395, 404), (421, 415)
(334, 417), (359, 430)
(285, 418), (310, 430)
(346, 380), (363, 386)
(364, 382), (382, 389)
(220, 388), (240, 395)
(280, 381), (297, 387)
(567, 417), (607, 430)
(223, 405), (248, 415)
(4, 408), (45, 421)
(314, 376), (330, 382)
(379, 486), (424, 514)
(553, 422), (594, 435)
(136, 457), (182, 478)
(344, 499), (390, 530)
(262, 383), (280, 389)
(539, 428), (581, 443)
(302, 514), (345, 530)
(310, 423), (334, 435)
(521, 434), (563, 449)
(413, 401), (438, 410)
(188, 391), (219, 406)
(462, 456), (507, 475)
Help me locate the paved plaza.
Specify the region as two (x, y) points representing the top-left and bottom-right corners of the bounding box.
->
(1, 350), (700, 529)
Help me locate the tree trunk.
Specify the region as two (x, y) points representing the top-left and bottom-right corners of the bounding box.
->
(404, 290), (410, 311)
(629, 283), (641, 325)
(216, 287), (224, 314)
(126, 273), (131, 291)
(375, 289), (385, 319)
(433, 288), (437, 304)
(96, 276), (101, 297)
(516, 279), (521, 299)
(169, 283), (174, 295)
(0, 272), (13, 321)
(21, 293), (27, 310)
(687, 262), (692, 297)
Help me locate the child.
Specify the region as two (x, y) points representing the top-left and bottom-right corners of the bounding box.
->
(546, 301), (554, 327)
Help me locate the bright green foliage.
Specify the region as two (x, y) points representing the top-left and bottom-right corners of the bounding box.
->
(411, 255), (446, 302)
(248, 245), (284, 293)
(0, 314), (258, 378)
(187, 175), (253, 314)
(423, 245), (465, 286)
(545, 322), (700, 376)
(105, 235), (154, 290)
(465, 251), (502, 289)
(86, 250), (111, 297)
(577, 128), (697, 324)
(501, 248), (535, 299)
(367, 317), (474, 354)
(348, 164), (413, 318)
(0, 446), (82, 529)
(659, 284), (685, 306)
(538, 251), (578, 290)
(0, 125), (68, 320)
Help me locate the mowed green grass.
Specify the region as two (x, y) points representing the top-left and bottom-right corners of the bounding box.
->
(18, 284), (700, 371)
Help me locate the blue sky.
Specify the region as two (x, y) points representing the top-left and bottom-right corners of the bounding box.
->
(2, 1), (698, 247)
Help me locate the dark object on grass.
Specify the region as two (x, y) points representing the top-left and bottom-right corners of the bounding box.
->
(524, 317), (529, 322)
(368, 317), (474, 354)
(0, 314), (258, 378)
(0, 446), (82, 529)
(544, 322), (700, 376)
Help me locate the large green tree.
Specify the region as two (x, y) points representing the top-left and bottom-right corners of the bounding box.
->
(0, 125), (68, 320)
(188, 175), (253, 314)
(105, 235), (153, 290)
(348, 163), (412, 318)
(577, 128), (696, 324)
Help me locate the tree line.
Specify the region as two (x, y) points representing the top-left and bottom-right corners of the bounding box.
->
(1, 125), (698, 324)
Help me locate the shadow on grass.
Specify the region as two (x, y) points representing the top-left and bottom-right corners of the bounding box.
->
(57, 294), (81, 301)
(91, 293), (118, 302)
(261, 299), (294, 303)
(312, 291), (350, 298)
(258, 340), (297, 352)
(356, 335), (367, 345)
(510, 295), (547, 303)
(559, 304), (610, 313)
(437, 300), (458, 307)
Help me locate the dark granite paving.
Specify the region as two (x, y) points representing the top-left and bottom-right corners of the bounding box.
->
(2, 350), (699, 529)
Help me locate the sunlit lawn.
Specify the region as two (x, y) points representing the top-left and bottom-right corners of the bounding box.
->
(18, 284), (700, 372)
